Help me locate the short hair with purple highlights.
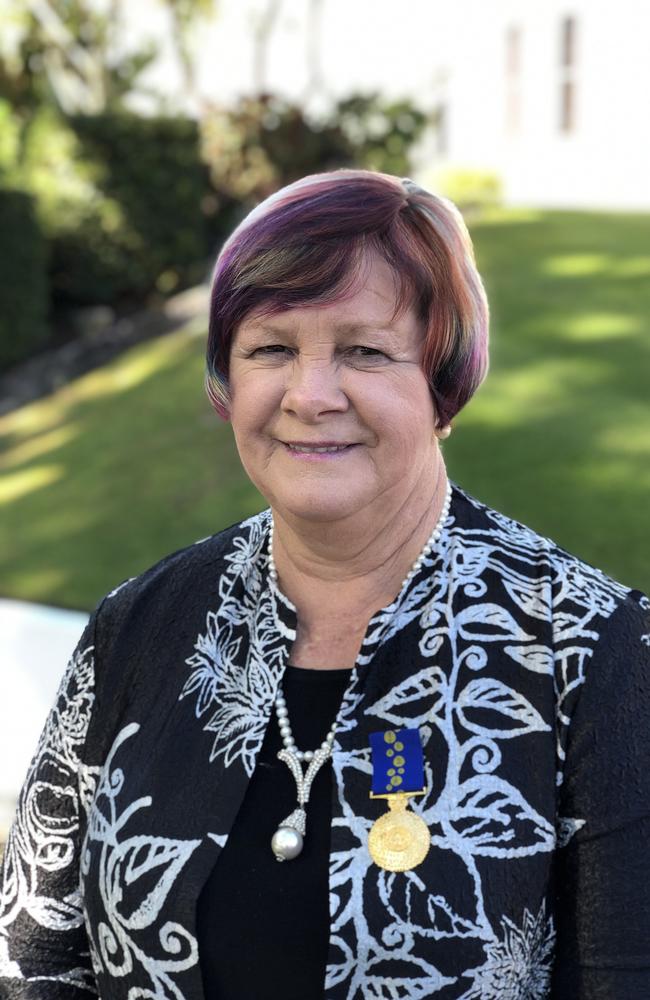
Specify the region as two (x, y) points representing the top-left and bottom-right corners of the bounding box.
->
(206, 169), (489, 429)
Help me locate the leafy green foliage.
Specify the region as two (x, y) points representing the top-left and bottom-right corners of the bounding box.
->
(201, 94), (353, 207)
(0, 189), (48, 370)
(0, 101), (22, 182)
(425, 167), (502, 214)
(1, 105), (212, 307)
(49, 112), (211, 305)
(335, 93), (430, 176)
(201, 92), (429, 210)
(0, 0), (158, 116)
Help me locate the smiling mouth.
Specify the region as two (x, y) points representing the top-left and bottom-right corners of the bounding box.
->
(283, 443), (355, 454)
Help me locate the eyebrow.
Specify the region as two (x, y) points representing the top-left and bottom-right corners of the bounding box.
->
(241, 321), (399, 337)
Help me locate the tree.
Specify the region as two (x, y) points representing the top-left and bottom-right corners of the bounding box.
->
(303, 0), (325, 103)
(157, 0), (217, 107)
(250, 0), (282, 94)
(0, 0), (157, 116)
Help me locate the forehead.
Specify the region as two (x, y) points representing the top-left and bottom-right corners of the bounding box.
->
(236, 253), (418, 337)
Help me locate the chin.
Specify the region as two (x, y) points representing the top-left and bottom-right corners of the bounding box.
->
(271, 488), (369, 525)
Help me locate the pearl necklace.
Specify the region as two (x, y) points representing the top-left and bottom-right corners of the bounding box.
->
(270, 693), (337, 862)
(267, 480), (452, 592)
(268, 479), (453, 862)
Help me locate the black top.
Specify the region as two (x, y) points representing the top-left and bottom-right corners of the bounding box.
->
(197, 666), (352, 1000)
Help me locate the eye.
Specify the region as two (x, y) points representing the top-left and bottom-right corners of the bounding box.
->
(249, 344), (292, 357)
(348, 346), (390, 360)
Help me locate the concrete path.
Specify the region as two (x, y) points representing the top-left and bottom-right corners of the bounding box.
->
(0, 599), (89, 839)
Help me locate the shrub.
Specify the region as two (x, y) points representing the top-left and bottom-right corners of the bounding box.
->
(0, 189), (48, 371)
(0, 101), (22, 184)
(200, 92), (430, 213)
(423, 167), (503, 215)
(334, 93), (430, 177)
(200, 95), (353, 209)
(38, 112), (212, 306)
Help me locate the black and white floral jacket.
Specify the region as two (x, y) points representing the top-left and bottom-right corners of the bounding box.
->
(1, 483), (649, 999)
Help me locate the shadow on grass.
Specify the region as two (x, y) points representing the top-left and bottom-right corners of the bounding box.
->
(450, 210), (650, 591)
(0, 328), (263, 609)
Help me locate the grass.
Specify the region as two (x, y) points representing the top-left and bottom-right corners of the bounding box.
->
(1, 209), (649, 609)
(0, 317), (266, 609)
(448, 208), (650, 592)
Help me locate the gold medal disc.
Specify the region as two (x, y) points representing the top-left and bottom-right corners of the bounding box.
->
(368, 796), (430, 872)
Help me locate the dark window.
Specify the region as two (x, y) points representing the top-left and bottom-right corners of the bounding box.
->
(561, 16), (576, 67)
(559, 16), (577, 132)
(506, 25), (521, 75)
(436, 103), (448, 156)
(560, 80), (574, 131)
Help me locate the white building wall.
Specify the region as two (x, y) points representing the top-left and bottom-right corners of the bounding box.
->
(436, 0), (650, 209)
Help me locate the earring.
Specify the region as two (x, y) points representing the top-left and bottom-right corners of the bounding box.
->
(436, 425), (452, 440)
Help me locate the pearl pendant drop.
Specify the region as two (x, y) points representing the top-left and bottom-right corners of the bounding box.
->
(271, 825), (304, 861)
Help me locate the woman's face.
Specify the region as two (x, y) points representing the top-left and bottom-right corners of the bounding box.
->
(228, 253), (441, 527)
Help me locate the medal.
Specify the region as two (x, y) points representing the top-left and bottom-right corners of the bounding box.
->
(368, 729), (430, 872)
(368, 791), (430, 871)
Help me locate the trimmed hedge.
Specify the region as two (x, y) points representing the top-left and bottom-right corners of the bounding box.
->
(0, 190), (48, 371)
(49, 113), (213, 305)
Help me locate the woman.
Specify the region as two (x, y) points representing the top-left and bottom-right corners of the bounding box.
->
(1, 170), (648, 999)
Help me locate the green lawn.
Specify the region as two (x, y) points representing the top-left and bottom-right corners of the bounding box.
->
(1, 209), (648, 610)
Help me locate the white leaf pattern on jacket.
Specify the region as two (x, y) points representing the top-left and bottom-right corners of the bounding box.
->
(0, 641), (99, 989)
(81, 724), (201, 997)
(181, 511), (295, 778)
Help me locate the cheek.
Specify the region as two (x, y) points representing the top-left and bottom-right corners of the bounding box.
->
(383, 383), (436, 445)
(398, 413), (436, 453)
(228, 398), (260, 453)
(230, 395), (284, 462)
(229, 373), (274, 429)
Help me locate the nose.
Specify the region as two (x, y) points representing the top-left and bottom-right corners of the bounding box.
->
(280, 357), (349, 420)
